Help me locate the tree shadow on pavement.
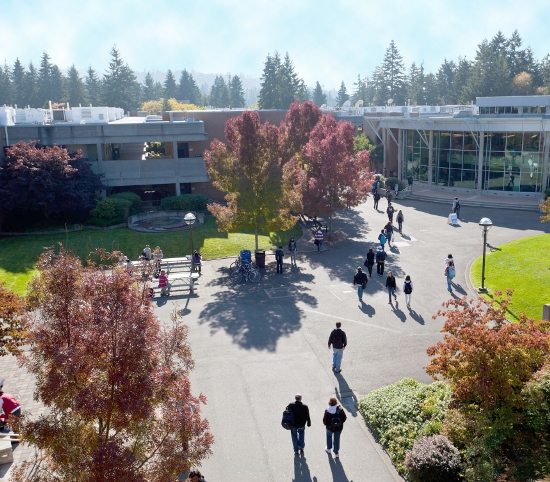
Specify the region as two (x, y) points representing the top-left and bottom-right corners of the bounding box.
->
(328, 456), (352, 482)
(199, 268), (316, 351)
(293, 456), (318, 482)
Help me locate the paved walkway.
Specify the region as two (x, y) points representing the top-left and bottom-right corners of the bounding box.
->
(1, 199), (549, 480)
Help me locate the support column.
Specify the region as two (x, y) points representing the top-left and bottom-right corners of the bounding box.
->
(428, 130), (433, 184)
(97, 143), (103, 162)
(382, 128), (387, 176)
(397, 129), (403, 181)
(173, 141), (178, 159)
(175, 182), (181, 196)
(542, 131), (550, 192)
(477, 131), (485, 190)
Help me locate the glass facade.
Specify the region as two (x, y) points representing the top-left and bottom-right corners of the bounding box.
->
(403, 129), (545, 192)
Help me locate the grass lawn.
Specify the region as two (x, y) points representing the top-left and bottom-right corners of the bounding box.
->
(0, 215), (302, 295)
(470, 233), (550, 320)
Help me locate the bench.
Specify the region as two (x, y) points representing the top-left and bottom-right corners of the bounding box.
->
(0, 438), (13, 465)
(165, 272), (200, 294)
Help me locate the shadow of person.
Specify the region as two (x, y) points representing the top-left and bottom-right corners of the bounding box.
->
(390, 302), (407, 322)
(389, 245), (401, 254)
(453, 283), (467, 295)
(293, 455), (317, 482)
(328, 455), (352, 482)
(408, 307), (425, 325)
(334, 372), (358, 417)
(399, 233), (411, 240)
(358, 302), (375, 317)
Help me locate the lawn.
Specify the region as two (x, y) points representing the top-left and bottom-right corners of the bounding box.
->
(470, 233), (550, 320)
(0, 215), (302, 294)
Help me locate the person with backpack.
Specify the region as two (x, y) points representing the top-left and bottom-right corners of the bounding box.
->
(377, 229), (387, 249)
(445, 254), (456, 293)
(375, 246), (386, 275)
(386, 271), (397, 304)
(275, 246), (284, 274)
(288, 237), (297, 266)
(328, 322), (347, 373)
(353, 267), (368, 303)
(396, 210), (404, 234)
(373, 191), (381, 210)
(323, 396), (347, 458)
(387, 203), (395, 223)
(384, 222), (394, 248)
(364, 248), (375, 277)
(314, 229), (324, 252)
(403, 275), (413, 308)
(284, 394), (311, 456)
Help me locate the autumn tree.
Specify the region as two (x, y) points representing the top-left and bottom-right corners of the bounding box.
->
(279, 101), (322, 160)
(541, 198), (550, 222)
(204, 111), (303, 249)
(14, 248), (213, 481)
(0, 283), (26, 356)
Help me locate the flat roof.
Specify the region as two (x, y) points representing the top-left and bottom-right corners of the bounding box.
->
(476, 95), (550, 107)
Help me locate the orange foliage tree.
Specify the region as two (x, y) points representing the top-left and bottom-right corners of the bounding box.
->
(0, 283), (26, 356)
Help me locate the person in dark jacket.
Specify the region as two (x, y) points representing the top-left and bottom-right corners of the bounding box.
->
(375, 246), (386, 275)
(328, 322), (347, 373)
(287, 394), (312, 456)
(384, 222), (394, 248)
(353, 267), (368, 303)
(275, 246), (284, 273)
(323, 396), (347, 458)
(396, 210), (404, 234)
(386, 203), (395, 223)
(386, 271), (397, 304)
(373, 191), (381, 210)
(288, 237), (297, 266)
(364, 248), (375, 276)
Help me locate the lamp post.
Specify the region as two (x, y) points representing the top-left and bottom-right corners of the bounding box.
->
(184, 212), (196, 257)
(478, 217), (493, 293)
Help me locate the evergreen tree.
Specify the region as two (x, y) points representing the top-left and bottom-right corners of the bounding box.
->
(436, 59), (457, 104)
(465, 39), (511, 98)
(178, 69), (201, 105)
(143, 72), (157, 101)
(23, 62), (39, 107)
(407, 62), (425, 105)
(85, 67), (102, 105)
(37, 51), (53, 107)
(279, 53), (299, 108)
(259, 53), (278, 109)
(378, 40), (407, 104)
(335, 81), (349, 107)
(423, 73), (439, 105)
(163, 69), (178, 99)
(50, 65), (65, 103)
(259, 52), (305, 109)
(102, 46), (140, 112)
(229, 75), (245, 107)
(65, 65), (86, 106)
(295, 78), (309, 101)
(539, 54), (550, 93)
(454, 57), (473, 104)
(209, 75), (229, 107)
(11, 59), (26, 107)
(312, 81), (327, 106)
(351, 75), (368, 106)
(0, 64), (12, 106)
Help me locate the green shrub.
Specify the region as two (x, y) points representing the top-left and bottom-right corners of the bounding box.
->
(358, 378), (451, 475)
(109, 192), (143, 214)
(88, 198), (131, 226)
(160, 194), (209, 212)
(405, 435), (462, 482)
(385, 176), (407, 191)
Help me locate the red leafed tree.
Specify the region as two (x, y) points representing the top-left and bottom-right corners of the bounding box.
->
(299, 114), (373, 222)
(426, 293), (550, 410)
(204, 111), (304, 249)
(0, 283), (26, 356)
(280, 101), (322, 159)
(14, 248), (213, 481)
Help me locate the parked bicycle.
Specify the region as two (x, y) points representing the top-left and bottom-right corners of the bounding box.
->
(231, 261), (260, 283)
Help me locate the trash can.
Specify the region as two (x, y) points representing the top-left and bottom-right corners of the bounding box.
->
(255, 250), (266, 269)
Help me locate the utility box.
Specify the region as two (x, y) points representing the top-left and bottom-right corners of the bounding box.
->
(543, 304), (550, 321)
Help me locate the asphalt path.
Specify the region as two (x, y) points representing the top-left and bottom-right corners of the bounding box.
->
(152, 199), (549, 482)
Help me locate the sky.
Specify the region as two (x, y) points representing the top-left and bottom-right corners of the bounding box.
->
(2, 0), (550, 89)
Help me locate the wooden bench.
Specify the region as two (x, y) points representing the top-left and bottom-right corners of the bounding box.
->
(165, 272), (200, 294)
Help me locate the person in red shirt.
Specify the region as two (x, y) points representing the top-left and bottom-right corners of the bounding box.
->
(158, 270), (170, 297)
(0, 380), (21, 431)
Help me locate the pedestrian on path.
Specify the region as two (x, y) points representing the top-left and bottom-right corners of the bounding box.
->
(275, 246), (284, 273)
(323, 396), (347, 459)
(314, 229), (324, 252)
(158, 270), (170, 297)
(0, 380), (21, 432)
(375, 246), (386, 275)
(386, 271), (397, 304)
(386, 190), (393, 206)
(373, 191), (381, 210)
(387, 203), (395, 223)
(328, 322), (347, 373)
(186, 470), (206, 482)
(286, 394), (311, 456)
(394, 182), (399, 198)
(384, 222), (394, 248)
(353, 267), (368, 303)
(192, 250), (202, 274)
(364, 248), (375, 276)
(445, 254), (456, 293)
(403, 275), (413, 308)
(452, 198), (461, 219)
(396, 210), (404, 234)
(288, 237), (297, 266)
(377, 229), (387, 249)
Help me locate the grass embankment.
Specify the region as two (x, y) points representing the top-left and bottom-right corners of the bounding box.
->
(0, 216), (302, 294)
(470, 233), (550, 320)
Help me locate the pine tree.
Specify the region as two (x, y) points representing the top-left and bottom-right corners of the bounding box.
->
(351, 75), (368, 106)
(37, 51), (53, 107)
(23, 62), (39, 107)
(11, 59), (26, 107)
(0, 64), (12, 106)
(102, 46), (141, 112)
(312, 81), (327, 106)
(209, 75), (229, 107)
(378, 40), (407, 104)
(143, 72), (156, 101)
(465, 39), (511, 98)
(163, 69), (178, 99)
(229, 75), (245, 107)
(84, 67), (101, 106)
(407, 62), (425, 105)
(454, 57), (473, 104)
(65, 65), (86, 106)
(335, 81), (349, 107)
(50, 65), (65, 103)
(280, 53), (299, 108)
(436, 59), (457, 104)
(178, 70), (201, 105)
(259, 53), (278, 109)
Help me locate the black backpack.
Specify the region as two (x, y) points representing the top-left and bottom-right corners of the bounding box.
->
(404, 281), (412, 294)
(328, 408), (343, 432)
(281, 406), (295, 430)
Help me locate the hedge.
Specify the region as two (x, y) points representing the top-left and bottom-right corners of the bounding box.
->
(160, 194), (209, 212)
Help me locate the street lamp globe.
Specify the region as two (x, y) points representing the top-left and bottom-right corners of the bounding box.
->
(184, 212), (196, 226)
(478, 217), (493, 229)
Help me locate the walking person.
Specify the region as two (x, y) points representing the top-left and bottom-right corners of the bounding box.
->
(403, 275), (413, 308)
(353, 267), (368, 303)
(314, 229), (324, 252)
(377, 229), (387, 249)
(142, 244), (152, 261)
(288, 237), (297, 266)
(364, 248), (375, 276)
(373, 191), (381, 210)
(158, 270), (170, 297)
(445, 254), (456, 293)
(275, 246), (284, 273)
(386, 271), (397, 304)
(375, 246), (386, 275)
(386, 190), (393, 206)
(328, 322), (347, 373)
(452, 197), (461, 219)
(323, 396), (347, 458)
(387, 203), (395, 223)
(396, 210), (404, 234)
(384, 222), (394, 248)
(192, 250), (202, 274)
(394, 182), (399, 198)
(286, 394), (311, 456)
